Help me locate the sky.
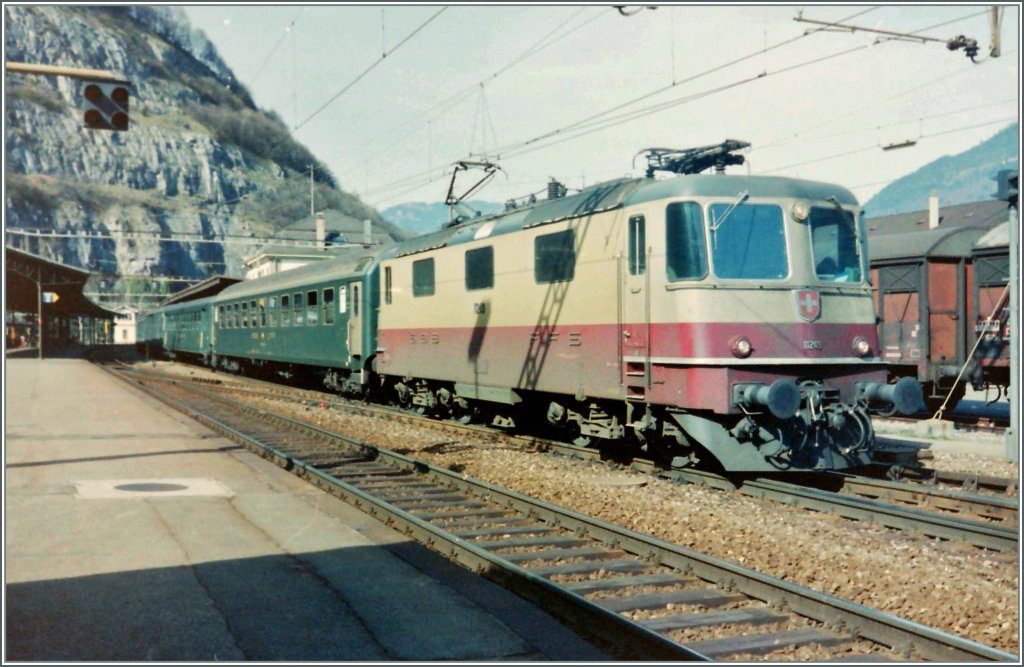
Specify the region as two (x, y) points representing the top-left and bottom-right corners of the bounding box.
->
(182, 3), (1021, 212)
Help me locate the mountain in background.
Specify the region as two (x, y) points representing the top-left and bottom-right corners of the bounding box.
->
(4, 6), (403, 307)
(381, 200), (506, 237)
(863, 123), (1019, 218)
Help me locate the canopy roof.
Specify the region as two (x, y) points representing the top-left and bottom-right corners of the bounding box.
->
(5, 246), (116, 318)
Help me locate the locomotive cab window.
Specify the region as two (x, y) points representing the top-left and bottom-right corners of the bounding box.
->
(628, 215), (646, 275)
(413, 258), (435, 297)
(535, 229), (575, 284)
(708, 202), (787, 280)
(666, 202), (708, 281)
(323, 288), (335, 324)
(465, 246), (494, 290)
(307, 290), (319, 325)
(809, 206), (862, 283)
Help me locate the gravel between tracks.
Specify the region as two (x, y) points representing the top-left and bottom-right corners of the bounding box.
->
(145, 363), (1019, 655)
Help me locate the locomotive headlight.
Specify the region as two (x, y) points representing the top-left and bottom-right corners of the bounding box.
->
(791, 201), (810, 222)
(731, 336), (753, 358)
(852, 336), (871, 357)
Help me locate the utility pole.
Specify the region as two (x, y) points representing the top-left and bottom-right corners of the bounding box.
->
(309, 165), (315, 217)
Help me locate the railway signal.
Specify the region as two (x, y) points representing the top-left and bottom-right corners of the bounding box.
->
(81, 79), (130, 131)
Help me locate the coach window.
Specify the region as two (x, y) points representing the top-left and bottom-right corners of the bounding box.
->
(465, 246), (494, 290)
(628, 215), (646, 275)
(384, 267), (392, 304)
(413, 258), (435, 297)
(666, 202), (708, 281)
(338, 285), (348, 314)
(323, 288), (335, 324)
(535, 229), (575, 284)
(281, 294), (291, 326)
(307, 290), (319, 325)
(259, 299), (267, 327)
(293, 292), (304, 326)
(241, 301), (249, 328)
(708, 202), (788, 280)
(250, 300), (258, 327)
(268, 296), (278, 327)
(809, 205), (862, 283)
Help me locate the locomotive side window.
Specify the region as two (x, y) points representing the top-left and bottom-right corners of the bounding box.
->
(353, 285), (360, 316)
(708, 202), (787, 280)
(413, 258), (435, 297)
(269, 296), (277, 327)
(384, 267), (392, 304)
(628, 215), (646, 275)
(666, 202), (707, 281)
(281, 294), (291, 326)
(535, 229), (575, 283)
(465, 246), (494, 290)
(307, 290), (319, 325)
(809, 206), (862, 283)
(294, 292), (304, 326)
(323, 288), (335, 324)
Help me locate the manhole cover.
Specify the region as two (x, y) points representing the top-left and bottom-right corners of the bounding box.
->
(115, 482), (190, 493)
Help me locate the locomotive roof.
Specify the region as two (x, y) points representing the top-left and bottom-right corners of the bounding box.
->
(217, 246), (382, 300)
(973, 221), (1009, 251)
(391, 174), (859, 258)
(869, 225), (989, 261)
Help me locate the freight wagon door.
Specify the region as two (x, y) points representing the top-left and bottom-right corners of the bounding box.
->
(620, 214), (650, 398)
(348, 281), (363, 358)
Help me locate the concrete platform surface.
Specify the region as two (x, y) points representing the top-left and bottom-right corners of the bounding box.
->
(4, 359), (609, 661)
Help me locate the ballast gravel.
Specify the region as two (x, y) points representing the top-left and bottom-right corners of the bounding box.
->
(146, 363), (1019, 654)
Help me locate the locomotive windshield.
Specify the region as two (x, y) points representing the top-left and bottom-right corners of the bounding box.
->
(708, 202), (788, 280)
(809, 206), (863, 283)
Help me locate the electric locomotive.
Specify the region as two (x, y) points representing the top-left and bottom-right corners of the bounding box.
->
(145, 141), (923, 473)
(373, 142), (923, 472)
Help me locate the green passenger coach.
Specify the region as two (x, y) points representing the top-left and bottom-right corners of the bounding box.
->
(211, 248), (381, 393)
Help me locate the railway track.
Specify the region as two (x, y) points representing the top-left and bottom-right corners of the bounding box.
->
(103, 361), (1015, 662)
(123, 363), (1018, 552)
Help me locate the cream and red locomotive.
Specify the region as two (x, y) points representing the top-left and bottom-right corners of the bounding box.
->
(144, 142), (923, 472)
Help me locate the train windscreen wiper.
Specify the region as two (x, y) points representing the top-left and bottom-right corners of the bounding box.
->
(709, 190), (749, 248)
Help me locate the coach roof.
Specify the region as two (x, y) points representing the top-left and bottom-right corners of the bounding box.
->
(217, 246), (382, 300)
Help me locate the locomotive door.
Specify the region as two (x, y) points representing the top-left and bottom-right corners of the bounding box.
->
(620, 214), (650, 395)
(348, 281), (363, 358)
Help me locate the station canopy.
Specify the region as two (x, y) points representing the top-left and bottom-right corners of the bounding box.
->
(5, 245), (116, 318)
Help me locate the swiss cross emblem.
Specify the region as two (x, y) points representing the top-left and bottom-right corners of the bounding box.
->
(795, 289), (821, 322)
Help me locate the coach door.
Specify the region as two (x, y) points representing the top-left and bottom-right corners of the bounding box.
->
(620, 214), (650, 398)
(348, 281), (363, 358)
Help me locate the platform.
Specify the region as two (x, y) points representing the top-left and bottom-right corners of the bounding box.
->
(4, 358), (609, 661)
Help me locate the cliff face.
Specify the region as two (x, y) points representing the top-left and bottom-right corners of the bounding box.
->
(4, 6), (395, 306)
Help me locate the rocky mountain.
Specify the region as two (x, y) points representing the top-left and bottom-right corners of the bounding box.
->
(4, 5), (403, 307)
(381, 200), (505, 237)
(863, 122), (1019, 218)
